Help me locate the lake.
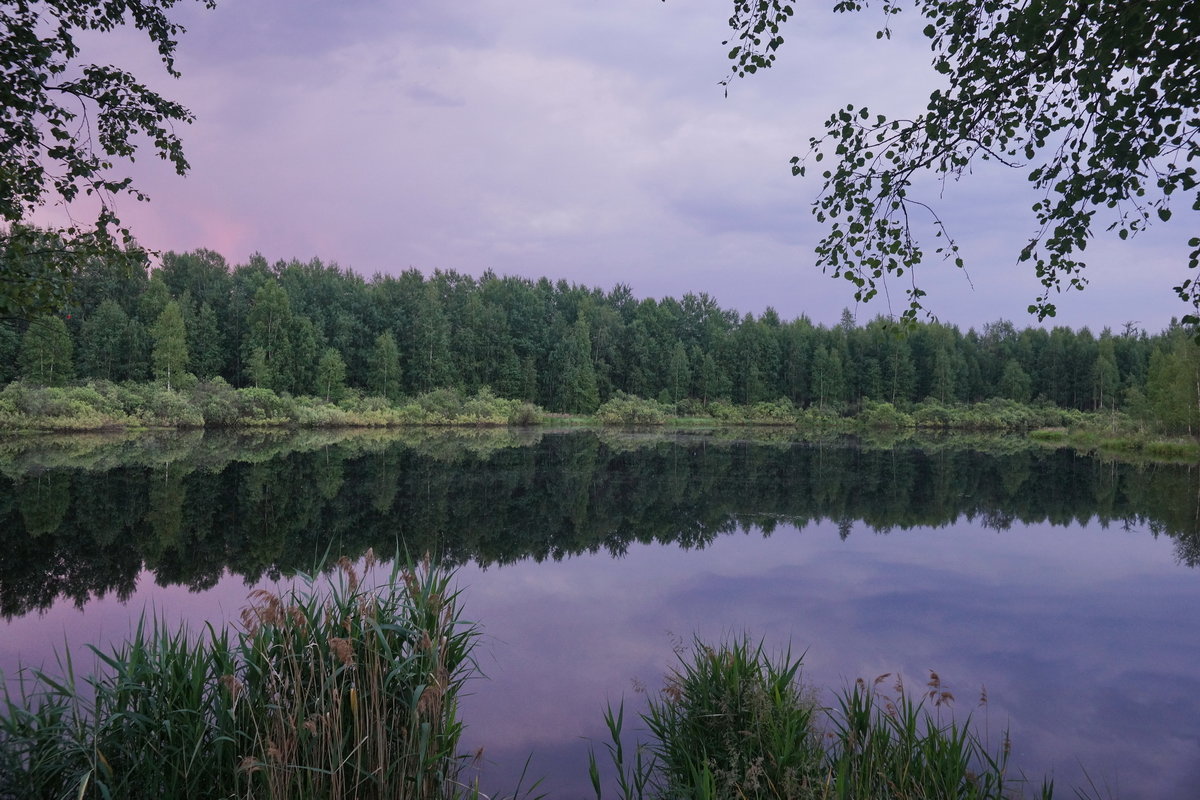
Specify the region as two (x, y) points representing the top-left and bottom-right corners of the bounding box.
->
(2, 429), (1198, 798)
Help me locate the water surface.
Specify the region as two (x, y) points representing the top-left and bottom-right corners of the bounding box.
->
(1, 429), (1198, 798)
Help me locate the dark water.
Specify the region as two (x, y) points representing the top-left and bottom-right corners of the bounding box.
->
(2, 429), (1199, 798)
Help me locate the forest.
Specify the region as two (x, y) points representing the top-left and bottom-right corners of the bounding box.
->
(2, 248), (1198, 433)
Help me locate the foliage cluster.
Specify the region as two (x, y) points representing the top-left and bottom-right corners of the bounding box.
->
(590, 637), (1048, 799)
(597, 393), (670, 425)
(0, 557), (477, 799)
(726, 0), (1200, 322)
(0, 379), (544, 431)
(1, 0), (215, 319)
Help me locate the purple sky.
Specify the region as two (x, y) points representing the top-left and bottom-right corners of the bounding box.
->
(61, 0), (1191, 332)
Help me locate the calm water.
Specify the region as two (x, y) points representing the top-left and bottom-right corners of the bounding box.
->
(2, 429), (1199, 798)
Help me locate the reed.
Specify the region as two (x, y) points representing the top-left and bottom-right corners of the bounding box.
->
(589, 637), (1055, 800)
(0, 554), (479, 799)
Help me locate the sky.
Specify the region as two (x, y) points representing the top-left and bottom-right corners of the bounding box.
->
(59, 0), (1192, 332)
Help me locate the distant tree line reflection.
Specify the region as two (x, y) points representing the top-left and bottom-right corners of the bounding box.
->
(1, 430), (1196, 618)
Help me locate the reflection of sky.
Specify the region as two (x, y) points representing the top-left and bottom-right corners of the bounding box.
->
(4, 520), (1199, 799)
(453, 520), (1200, 799)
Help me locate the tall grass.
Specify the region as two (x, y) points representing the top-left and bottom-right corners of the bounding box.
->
(0, 554), (479, 799)
(589, 636), (1055, 800)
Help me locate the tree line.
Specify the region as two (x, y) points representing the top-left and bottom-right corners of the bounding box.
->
(3, 248), (1198, 432)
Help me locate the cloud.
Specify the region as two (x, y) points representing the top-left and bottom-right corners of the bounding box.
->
(51, 0), (1191, 332)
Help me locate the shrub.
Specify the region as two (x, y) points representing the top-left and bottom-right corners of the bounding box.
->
(234, 387), (295, 422)
(508, 402), (543, 426)
(912, 399), (952, 428)
(460, 387), (511, 423)
(674, 397), (707, 417)
(0, 381), (48, 416)
(145, 388), (204, 427)
(417, 388), (465, 419)
(189, 379), (240, 427)
(859, 401), (915, 429)
(706, 401), (746, 423)
(63, 384), (123, 417)
(596, 393), (668, 425)
(747, 398), (798, 423)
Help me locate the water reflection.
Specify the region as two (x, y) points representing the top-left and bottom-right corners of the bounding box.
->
(2, 430), (1199, 618)
(455, 521), (1200, 799)
(1, 430), (1199, 798)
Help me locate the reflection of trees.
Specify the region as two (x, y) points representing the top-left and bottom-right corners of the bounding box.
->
(1, 432), (1199, 617)
(16, 473), (70, 537)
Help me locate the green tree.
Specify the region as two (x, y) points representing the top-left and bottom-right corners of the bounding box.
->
(810, 344), (845, 410)
(137, 274), (171, 328)
(695, 352), (730, 404)
(0, 0), (215, 320)
(243, 282), (293, 392)
(287, 315), (321, 395)
(411, 282), (454, 392)
(151, 300), (189, 390)
(998, 359), (1032, 403)
(189, 301), (225, 379)
(552, 318), (600, 413)
(666, 341), (691, 404)
(122, 319), (152, 382)
(18, 316), (73, 385)
(369, 331), (403, 401)
(1146, 336), (1200, 435)
(316, 347), (347, 402)
(79, 299), (131, 380)
(0, 324), (19, 383)
(725, 1), (1200, 320)
(1093, 334), (1120, 411)
(246, 345), (272, 389)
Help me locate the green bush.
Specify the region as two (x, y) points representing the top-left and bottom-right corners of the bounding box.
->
(145, 388), (203, 427)
(859, 401), (916, 429)
(703, 401), (741, 422)
(674, 397), (707, 417)
(508, 402), (543, 426)
(596, 393), (668, 425)
(417, 388), (465, 419)
(0, 381), (48, 416)
(0, 381), (135, 429)
(63, 384), (123, 417)
(234, 387), (295, 422)
(336, 390), (397, 416)
(747, 398), (798, 423)
(460, 387), (513, 423)
(913, 399), (952, 428)
(189, 379), (240, 426)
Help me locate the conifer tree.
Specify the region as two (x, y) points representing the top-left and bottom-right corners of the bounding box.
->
(553, 318), (600, 413)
